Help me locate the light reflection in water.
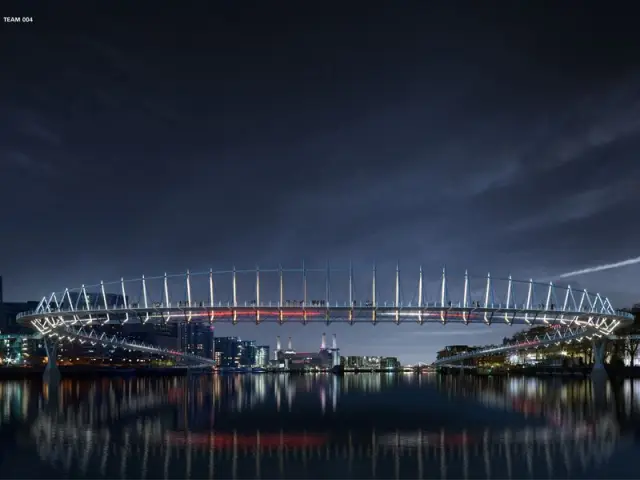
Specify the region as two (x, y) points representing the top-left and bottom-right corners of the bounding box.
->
(2, 373), (640, 479)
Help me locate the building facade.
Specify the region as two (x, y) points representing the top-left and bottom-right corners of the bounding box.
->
(436, 345), (481, 366)
(180, 323), (215, 359)
(214, 336), (242, 367)
(343, 356), (397, 369)
(255, 345), (270, 367)
(0, 277), (40, 334)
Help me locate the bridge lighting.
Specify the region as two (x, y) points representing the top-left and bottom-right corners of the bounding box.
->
(483, 272), (492, 325)
(395, 262), (400, 325)
(17, 265), (631, 367)
(418, 266), (424, 325)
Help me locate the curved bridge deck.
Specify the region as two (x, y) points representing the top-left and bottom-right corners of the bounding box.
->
(17, 265), (633, 363)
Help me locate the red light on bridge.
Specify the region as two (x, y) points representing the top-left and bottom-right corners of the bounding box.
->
(200, 310), (324, 319)
(166, 431), (328, 448)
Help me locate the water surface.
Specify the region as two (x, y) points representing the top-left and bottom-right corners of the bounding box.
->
(1, 372), (639, 478)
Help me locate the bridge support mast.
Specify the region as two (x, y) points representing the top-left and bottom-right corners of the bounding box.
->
(348, 262), (354, 323)
(418, 266), (423, 325)
(372, 263), (377, 324)
(325, 261), (331, 325)
(394, 262), (400, 325)
(255, 265), (260, 324)
(43, 335), (61, 384)
(232, 266), (237, 324)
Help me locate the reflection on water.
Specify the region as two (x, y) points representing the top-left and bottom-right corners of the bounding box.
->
(2, 373), (640, 478)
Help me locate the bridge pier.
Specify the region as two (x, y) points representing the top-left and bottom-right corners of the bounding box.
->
(592, 339), (608, 376)
(43, 336), (61, 384)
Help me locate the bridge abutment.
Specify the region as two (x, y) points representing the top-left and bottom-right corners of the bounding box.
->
(43, 337), (61, 384)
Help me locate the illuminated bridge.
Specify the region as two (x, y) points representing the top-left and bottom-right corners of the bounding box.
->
(16, 264), (633, 371)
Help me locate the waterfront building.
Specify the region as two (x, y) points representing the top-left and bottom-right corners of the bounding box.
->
(343, 356), (398, 369)
(380, 357), (401, 369)
(272, 333), (339, 370)
(285, 350), (333, 370)
(180, 323), (215, 359)
(240, 340), (257, 366)
(0, 334), (44, 365)
(436, 345), (480, 367)
(0, 277), (40, 334)
(0, 302), (39, 334)
(255, 345), (270, 367)
(344, 356), (364, 368)
(214, 336), (243, 367)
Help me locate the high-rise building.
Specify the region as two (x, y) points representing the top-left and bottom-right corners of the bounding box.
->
(240, 340), (257, 366)
(1, 333), (44, 364)
(255, 345), (270, 367)
(214, 336), (242, 367)
(180, 323), (215, 359)
(0, 276), (40, 334)
(380, 357), (401, 369)
(213, 337), (251, 368)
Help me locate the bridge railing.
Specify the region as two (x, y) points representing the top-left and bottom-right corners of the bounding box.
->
(17, 302), (635, 318)
(19, 266), (627, 319)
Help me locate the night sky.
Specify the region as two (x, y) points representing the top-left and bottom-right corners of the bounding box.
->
(2, 2), (640, 362)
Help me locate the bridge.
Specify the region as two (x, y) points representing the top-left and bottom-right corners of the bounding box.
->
(16, 264), (633, 375)
(433, 326), (640, 368)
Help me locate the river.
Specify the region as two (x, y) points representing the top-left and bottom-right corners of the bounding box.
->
(1, 372), (640, 478)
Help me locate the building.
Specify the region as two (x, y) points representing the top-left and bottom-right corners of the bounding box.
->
(344, 356), (386, 370)
(211, 337), (270, 368)
(0, 276), (40, 334)
(436, 345), (480, 366)
(240, 340), (257, 366)
(214, 336), (243, 367)
(380, 357), (401, 369)
(0, 301), (39, 334)
(0, 333), (44, 365)
(154, 323), (179, 349)
(283, 350), (333, 370)
(272, 335), (335, 371)
(274, 334), (340, 370)
(180, 323), (215, 359)
(0, 276), (3, 330)
(255, 345), (270, 367)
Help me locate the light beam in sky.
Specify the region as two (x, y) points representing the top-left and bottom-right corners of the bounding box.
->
(557, 255), (640, 278)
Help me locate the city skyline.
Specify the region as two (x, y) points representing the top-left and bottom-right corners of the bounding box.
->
(2, 2), (640, 363)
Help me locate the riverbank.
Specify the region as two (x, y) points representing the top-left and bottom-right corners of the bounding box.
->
(438, 364), (640, 378)
(5, 364), (640, 380)
(0, 365), (419, 379)
(0, 365), (214, 379)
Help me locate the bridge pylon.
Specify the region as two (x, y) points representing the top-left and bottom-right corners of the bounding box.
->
(593, 338), (608, 377)
(43, 335), (61, 384)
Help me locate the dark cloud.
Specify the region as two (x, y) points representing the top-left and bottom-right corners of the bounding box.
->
(1, 150), (55, 177)
(1, 1), (640, 362)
